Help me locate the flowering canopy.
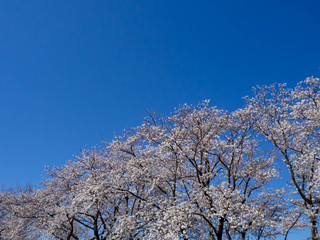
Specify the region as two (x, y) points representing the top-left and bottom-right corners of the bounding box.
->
(1, 78), (319, 239)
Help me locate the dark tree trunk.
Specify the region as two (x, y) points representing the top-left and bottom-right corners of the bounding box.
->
(310, 217), (319, 240)
(216, 218), (224, 240)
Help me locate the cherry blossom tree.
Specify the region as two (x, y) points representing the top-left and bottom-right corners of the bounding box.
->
(41, 148), (155, 239)
(2, 78), (319, 239)
(248, 77), (320, 240)
(111, 101), (287, 239)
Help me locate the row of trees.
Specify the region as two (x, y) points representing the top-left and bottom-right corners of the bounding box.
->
(1, 78), (319, 239)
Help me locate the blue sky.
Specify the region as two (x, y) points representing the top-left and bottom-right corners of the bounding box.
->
(1, 0), (319, 182)
(1, 1), (319, 238)
(0, 0), (319, 219)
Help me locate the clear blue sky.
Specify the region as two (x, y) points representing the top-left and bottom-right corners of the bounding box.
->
(0, 0), (319, 193)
